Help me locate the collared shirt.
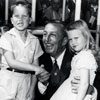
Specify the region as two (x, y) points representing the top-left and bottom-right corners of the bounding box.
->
(38, 49), (66, 94)
(51, 49), (66, 69)
(0, 28), (43, 68)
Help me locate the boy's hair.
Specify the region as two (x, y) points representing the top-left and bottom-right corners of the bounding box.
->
(66, 19), (95, 50)
(10, 1), (31, 17)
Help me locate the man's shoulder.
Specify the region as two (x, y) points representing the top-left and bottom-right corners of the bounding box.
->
(64, 46), (74, 59)
(44, 6), (53, 14)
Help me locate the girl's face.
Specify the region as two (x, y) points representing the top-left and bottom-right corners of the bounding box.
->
(11, 5), (31, 31)
(68, 29), (86, 53)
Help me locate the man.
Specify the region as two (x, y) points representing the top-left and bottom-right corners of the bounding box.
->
(42, 0), (70, 25)
(35, 22), (97, 100)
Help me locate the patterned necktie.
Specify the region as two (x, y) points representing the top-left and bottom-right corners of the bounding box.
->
(50, 59), (60, 85)
(53, 60), (59, 75)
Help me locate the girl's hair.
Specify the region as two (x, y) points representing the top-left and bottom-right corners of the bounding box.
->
(10, 1), (31, 17)
(66, 19), (96, 51)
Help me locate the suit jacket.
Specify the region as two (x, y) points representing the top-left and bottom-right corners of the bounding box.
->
(35, 44), (74, 100)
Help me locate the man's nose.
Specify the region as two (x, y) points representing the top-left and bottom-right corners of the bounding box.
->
(45, 35), (50, 42)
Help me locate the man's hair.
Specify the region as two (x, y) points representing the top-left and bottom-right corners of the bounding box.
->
(50, 22), (67, 38)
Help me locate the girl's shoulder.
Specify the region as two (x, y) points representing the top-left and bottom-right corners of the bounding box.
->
(72, 50), (98, 69)
(78, 50), (93, 58)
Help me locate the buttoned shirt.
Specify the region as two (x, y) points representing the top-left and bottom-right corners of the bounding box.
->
(0, 28), (43, 68)
(51, 49), (66, 69)
(38, 49), (66, 94)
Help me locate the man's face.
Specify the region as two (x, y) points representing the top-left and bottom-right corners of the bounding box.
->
(51, 0), (61, 11)
(43, 23), (66, 58)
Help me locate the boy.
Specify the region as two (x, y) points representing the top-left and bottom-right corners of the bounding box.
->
(0, 1), (48, 100)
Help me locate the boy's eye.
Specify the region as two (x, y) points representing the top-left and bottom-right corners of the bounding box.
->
(14, 15), (28, 19)
(14, 15), (19, 18)
(22, 15), (28, 19)
(75, 37), (78, 40)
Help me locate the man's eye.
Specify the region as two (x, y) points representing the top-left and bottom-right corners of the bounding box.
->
(50, 34), (56, 38)
(14, 15), (19, 18)
(43, 32), (47, 36)
(75, 37), (78, 39)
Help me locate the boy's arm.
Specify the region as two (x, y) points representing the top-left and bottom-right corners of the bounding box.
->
(3, 49), (42, 72)
(28, 59), (39, 100)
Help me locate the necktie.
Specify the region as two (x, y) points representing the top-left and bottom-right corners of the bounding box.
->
(53, 60), (59, 75)
(50, 59), (60, 85)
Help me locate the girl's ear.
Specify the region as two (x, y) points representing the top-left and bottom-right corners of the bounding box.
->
(62, 37), (68, 46)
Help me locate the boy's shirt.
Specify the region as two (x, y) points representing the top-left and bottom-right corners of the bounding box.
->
(0, 28), (43, 68)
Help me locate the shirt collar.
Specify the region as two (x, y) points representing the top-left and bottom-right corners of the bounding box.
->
(51, 49), (66, 69)
(8, 28), (36, 46)
(9, 28), (34, 39)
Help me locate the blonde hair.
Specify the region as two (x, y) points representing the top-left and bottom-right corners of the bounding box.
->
(66, 20), (95, 51)
(10, 1), (31, 17)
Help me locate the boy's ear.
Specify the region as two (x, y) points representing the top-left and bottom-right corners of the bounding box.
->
(10, 17), (13, 25)
(29, 18), (32, 24)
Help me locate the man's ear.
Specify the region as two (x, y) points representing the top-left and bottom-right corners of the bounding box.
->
(10, 17), (13, 25)
(29, 17), (32, 24)
(62, 37), (68, 46)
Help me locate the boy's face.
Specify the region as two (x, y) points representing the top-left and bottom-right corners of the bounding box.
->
(11, 5), (31, 31)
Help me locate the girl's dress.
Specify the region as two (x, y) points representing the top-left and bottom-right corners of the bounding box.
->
(50, 50), (98, 100)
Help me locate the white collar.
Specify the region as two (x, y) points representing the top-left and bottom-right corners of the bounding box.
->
(51, 49), (66, 69)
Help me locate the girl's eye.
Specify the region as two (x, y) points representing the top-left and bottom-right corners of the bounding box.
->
(68, 39), (71, 41)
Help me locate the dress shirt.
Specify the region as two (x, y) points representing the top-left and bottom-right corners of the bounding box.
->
(38, 49), (66, 94)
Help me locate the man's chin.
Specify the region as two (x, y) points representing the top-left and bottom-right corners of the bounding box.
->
(45, 49), (53, 54)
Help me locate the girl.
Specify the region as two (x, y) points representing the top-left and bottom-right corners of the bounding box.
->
(50, 20), (98, 100)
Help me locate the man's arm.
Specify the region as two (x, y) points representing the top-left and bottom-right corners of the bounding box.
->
(71, 76), (97, 100)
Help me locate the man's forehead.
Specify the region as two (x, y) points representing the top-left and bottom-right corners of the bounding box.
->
(52, 0), (61, 3)
(45, 23), (58, 31)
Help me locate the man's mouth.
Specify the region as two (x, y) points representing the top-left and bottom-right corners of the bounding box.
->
(45, 43), (53, 49)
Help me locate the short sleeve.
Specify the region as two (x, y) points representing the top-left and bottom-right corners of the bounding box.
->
(73, 51), (97, 70)
(0, 34), (12, 51)
(34, 39), (43, 60)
